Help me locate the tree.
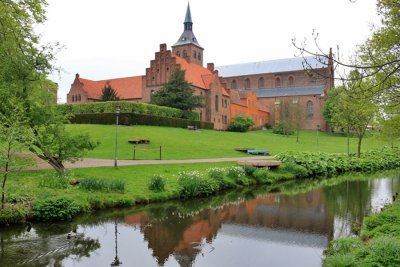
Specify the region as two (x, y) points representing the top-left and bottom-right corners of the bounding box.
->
(380, 115), (400, 147)
(274, 99), (306, 140)
(0, 103), (34, 209)
(323, 72), (378, 157)
(0, 0), (97, 173)
(151, 69), (204, 111)
(101, 85), (119, 101)
(293, 0), (399, 114)
(228, 116), (254, 132)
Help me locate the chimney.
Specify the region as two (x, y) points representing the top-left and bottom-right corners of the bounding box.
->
(207, 63), (214, 72)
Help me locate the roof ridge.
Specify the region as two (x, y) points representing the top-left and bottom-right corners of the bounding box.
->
(216, 56), (317, 68)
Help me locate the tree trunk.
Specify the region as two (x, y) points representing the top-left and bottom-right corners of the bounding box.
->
(357, 133), (363, 158)
(347, 126), (350, 156)
(296, 129), (299, 142)
(2, 144), (11, 209)
(29, 148), (65, 173)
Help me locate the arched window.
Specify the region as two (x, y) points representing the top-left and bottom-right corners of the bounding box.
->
(306, 101), (314, 118)
(78, 95), (81, 101)
(215, 95), (219, 111)
(275, 77), (281, 88)
(245, 78), (251, 89)
(258, 77), (265, 88)
(231, 80), (237, 89)
(288, 76), (294, 87)
(193, 51), (196, 58)
(176, 51), (180, 57)
(183, 50), (187, 57)
(72, 95), (75, 102)
(198, 53), (202, 60)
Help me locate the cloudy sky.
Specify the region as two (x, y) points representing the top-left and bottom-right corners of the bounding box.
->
(38, 0), (380, 103)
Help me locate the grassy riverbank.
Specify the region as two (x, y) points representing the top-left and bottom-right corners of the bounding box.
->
(66, 124), (394, 160)
(1, 147), (399, 225)
(324, 199), (400, 267)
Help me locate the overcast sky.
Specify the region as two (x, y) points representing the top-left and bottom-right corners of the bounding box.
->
(39, 0), (380, 103)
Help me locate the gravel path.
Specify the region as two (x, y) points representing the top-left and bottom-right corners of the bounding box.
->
(29, 156), (274, 170)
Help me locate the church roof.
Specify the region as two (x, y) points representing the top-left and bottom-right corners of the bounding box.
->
(78, 75), (143, 100)
(216, 56), (327, 77)
(254, 85), (325, 98)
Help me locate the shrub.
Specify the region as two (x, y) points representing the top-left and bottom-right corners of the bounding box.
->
(362, 236), (400, 267)
(272, 122), (294, 135)
(177, 171), (218, 198)
(39, 174), (70, 189)
(279, 161), (309, 178)
(228, 116), (255, 132)
(227, 166), (245, 180)
(207, 167), (225, 181)
(265, 122), (273, 129)
(325, 237), (363, 256)
(242, 165), (257, 177)
(0, 205), (27, 225)
(148, 175), (166, 192)
(32, 197), (80, 222)
(80, 177), (125, 193)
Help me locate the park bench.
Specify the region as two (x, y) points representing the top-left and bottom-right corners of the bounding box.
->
(234, 148), (255, 153)
(128, 139), (150, 144)
(247, 149), (270, 155)
(187, 125), (197, 130)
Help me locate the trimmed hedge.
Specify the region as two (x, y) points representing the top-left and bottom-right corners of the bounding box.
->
(70, 113), (214, 129)
(57, 101), (199, 121)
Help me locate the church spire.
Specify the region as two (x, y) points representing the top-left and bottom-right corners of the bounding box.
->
(172, 2), (202, 49)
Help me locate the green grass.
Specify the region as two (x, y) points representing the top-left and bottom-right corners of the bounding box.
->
(66, 124), (396, 160)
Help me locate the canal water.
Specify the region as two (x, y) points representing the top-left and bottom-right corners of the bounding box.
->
(1, 171), (399, 267)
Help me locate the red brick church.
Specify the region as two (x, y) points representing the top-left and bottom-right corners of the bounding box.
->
(67, 4), (333, 131)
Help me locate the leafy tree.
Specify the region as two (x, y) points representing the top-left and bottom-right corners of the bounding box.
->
(0, 103), (34, 209)
(151, 69), (204, 111)
(380, 115), (400, 147)
(324, 71), (378, 157)
(0, 0), (97, 173)
(276, 99), (306, 141)
(101, 85), (119, 101)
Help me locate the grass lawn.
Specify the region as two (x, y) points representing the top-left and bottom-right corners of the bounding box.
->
(66, 124), (395, 160)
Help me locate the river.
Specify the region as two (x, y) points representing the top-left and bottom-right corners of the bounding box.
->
(1, 171), (399, 267)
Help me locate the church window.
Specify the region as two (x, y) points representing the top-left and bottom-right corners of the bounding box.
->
(198, 53), (202, 60)
(176, 51), (180, 57)
(258, 77), (265, 88)
(183, 50), (187, 57)
(245, 78), (251, 89)
(72, 95), (75, 102)
(306, 101), (314, 118)
(215, 95), (219, 112)
(288, 76), (294, 87)
(78, 95), (81, 101)
(275, 77), (281, 88)
(193, 51), (196, 58)
(231, 80), (237, 89)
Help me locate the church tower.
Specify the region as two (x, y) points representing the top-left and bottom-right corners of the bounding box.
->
(172, 3), (204, 66)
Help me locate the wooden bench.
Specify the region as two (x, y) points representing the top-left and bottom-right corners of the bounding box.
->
(187, 125), (197, 130)
(235, 148), (255, 153)
(128, 139), (150, 144)
(238, 160), (281, 169)
(247, 149), (270, 155)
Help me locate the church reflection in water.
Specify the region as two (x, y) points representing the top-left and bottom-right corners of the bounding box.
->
(125, 189), (333, 266)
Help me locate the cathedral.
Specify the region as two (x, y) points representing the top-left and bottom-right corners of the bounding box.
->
(67, 4), (333, 131)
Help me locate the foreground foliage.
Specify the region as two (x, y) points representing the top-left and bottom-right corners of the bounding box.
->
(324, 201), (400, 267)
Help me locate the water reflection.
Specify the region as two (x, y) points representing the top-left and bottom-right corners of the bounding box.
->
(0, 172), (399, 267)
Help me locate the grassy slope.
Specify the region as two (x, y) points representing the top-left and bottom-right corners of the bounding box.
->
(67, 124), (393, 160)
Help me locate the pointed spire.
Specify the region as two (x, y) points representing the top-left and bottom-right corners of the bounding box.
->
(184, 3), (192, 23)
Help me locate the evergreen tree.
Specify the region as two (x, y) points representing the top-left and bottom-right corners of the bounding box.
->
(151, 69), (204, 111)
(101, 85), (119, 101)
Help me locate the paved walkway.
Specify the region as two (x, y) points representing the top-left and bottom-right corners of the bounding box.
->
(30, 156), (273, 170)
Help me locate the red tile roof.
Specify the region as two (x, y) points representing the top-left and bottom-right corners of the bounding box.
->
(79, 75), (143, 100)
(175, 56), (213, 89)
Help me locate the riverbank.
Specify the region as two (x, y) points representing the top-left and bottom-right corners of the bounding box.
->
(1, 147), (399, 225)
(323, 198), (400, 267)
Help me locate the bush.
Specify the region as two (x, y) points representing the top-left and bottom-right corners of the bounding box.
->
(69, 113), (214, 129)
(148, 175), (166, 192)
(207, 167), (225, 181)
(177, 171), (218, 198)
(39, 173), (70, 189)
(80, 177), (125, 193)
(58, 101), (199, 120)
(265, 122), (273, 129)
(228, 116), (254, 132)
(252, 168), (271, 183)
(0, 205), (27, 225)
(32, 197), (80, 222)
(272, 122), (294, 135)
(325, 237), (363, 256)
(242, 165), (257, 177)
(361, 236), (400, 267)
(279, 161), (309, 178)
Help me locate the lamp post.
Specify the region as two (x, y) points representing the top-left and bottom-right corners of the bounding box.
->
(316, 124), (320, 151)
(110, 220), (122, 266)
(114, 105), (121, 167)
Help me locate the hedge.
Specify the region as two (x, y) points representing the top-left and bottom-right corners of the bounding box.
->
(70, 113), (214, 129)
(57, 101), (199, 121)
